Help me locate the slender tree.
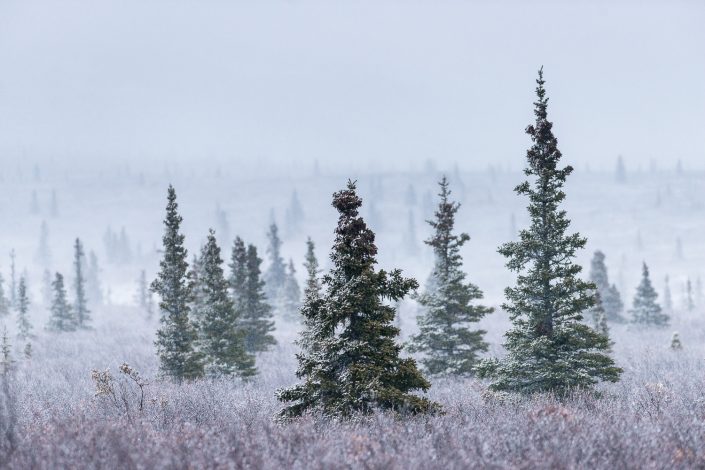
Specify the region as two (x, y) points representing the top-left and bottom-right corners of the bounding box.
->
(278, 181), (439, 418)
(194, 230), (256, 378)
(73, 238), (90, 328)
(589, 251), (625, 322)
(264, 223), (287, 303)
(150, 185), (203, 381)
(295, 237), (323, 358)
(280, 259), (301, 322)
(476, 69), (621, 394)
(16, 277), (32, 339)
(408, 176), (493, 376)
(47, 273), (76, 332)
(0, 274), (9, 319)
(630, 263), (668, 326)
(240, 244), (277, 353)
(0, 327), (13, 375)
(663, 275), (673, 314)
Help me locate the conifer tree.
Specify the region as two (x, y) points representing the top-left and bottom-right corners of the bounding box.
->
(476, 69), (621, 394)
(136, 269), (149, 311)
(194, 230), (256, 378)
(0, 275), (9, 319)
(685, 278), (695, 312)
(630, 263), (668, 326)
(150, 185), (203, 381)
(16, 277), (31, 339)
(408, 176), (493, 376)
(670, 332), (682, 350)
(73, 238), (90, 328)
(285, 190), (305, 237)
(47, 273), (76, 332)
(663, 275), (673, 314)
(0, 327), (13, 375)
(280, 259), (301, 322)
(278, 181), (438, 418)
(241, 244), (277, 353)
(296, 237), (323, 358)
(9, 250), (16, 309)
(589, 251), (625, 322)
(229, 237), (248, 303)
(264, 223), (287, 303)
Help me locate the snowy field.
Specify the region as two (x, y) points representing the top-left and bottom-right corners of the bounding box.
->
(2, 165), (705, 468)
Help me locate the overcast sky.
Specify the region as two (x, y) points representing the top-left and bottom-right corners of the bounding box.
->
(1, 0), (703, 173)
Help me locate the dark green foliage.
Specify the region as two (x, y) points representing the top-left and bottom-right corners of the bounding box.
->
(630, 263), (669, 326)
(264, 223), (287, 304)
(589, 251), (625, 322)
(278, 181), (439, 419)
(476, 69), (622, 395)
(408, 176), (493, 376)
(280, 259), (301, 322)
(16, 277), (32, 339)
(231, 241), (276, 354)
(47, 273), (76, 332)
(150, 185), (204, 382)
(194, 230), (256, 378)
(73, 238), (91, 328)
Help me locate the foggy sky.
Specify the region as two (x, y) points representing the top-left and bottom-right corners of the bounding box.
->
(1, 0), (703, 173)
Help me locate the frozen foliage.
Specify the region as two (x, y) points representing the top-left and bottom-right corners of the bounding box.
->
(589, 251), (625, 323)
(630, 263), (669, 327)
(477, 69), (621, 394)
(408, 176), (493, 376)
(47, 273), (76, 332)
(278, 181), (438, 418)
(151, 186), (203, 382)
(15, 278), (31, 340)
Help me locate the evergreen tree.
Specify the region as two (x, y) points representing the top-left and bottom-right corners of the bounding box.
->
(241, 244), (277, 353)
(663, 275), (673, 314)
(0, 327), (13, 375)
(150, 185), (203, 381)
(296, 237), (323, 358)
(589, 251), (625, 322)
(73, 238), (90, 328)
(670, 332), (682, 350)
(278, 181), (438, 418)
(589, 292), (611, 349)
(285, 190), (305, 237)
(0, 275), (9, 319)
(47, 273), (76, 332)
(86, 251), (103, 305)
(407, 176), (493, 376)
(229, 237), (248, 303)
(476, 69), (621, 394)
(9, 250), (16, 309)
(280, 259), (301, 322)
(685, 278), (695, 312)
(194, 230), (256, 378)
(16, 277), (31, 339)
(264, 223), (287, 303)
(36, 220), (51, 266)
(630, 263), (668, 326)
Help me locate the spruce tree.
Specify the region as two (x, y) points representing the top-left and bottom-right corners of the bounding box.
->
(278, 181), (438, 418)
(241, 244), (276, 353)
(0, 274), (9, 319)
(195, 230), (256, 378)
(281, 259), (301, 322)
(264, 223), (287, 304)
(150, 185), (203, 381)
(0, 327), (13, 375)
(663, 275), (673, 314)
(630, 263), (668, 326)
(73, 238), (90, 328)
(16, 277), (32, 339)
(47, 273), (76, 332)
(296, 237), (323, 358)
(685, 278), (695, 312)
(408, 176), (493, 376)
(136, 269), (149, 311)
(229, 236), (248, 303)
(589, 251), (625, 322)
(476, 69), (621, 394)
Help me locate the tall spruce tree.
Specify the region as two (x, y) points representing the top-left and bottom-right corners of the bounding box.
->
(407, 176), (493, 376)
(16, 277), (32, 339)
(240, 244), (277, 353)
(589, 251), (625, 322)
(195, 230), (256, 378)
(278, 181), (438, 418)
(630, 263), (668, 326)
(73, 238), (90, 328)
(264, 223), (287, 303)
(296, 237), (323, 357)
(663, 275), (673, 313)
(476, 69), (621, 394)
(47, 273), (76, 332)
(150, 185), (203, 381)
(229, 237), (248, 303)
